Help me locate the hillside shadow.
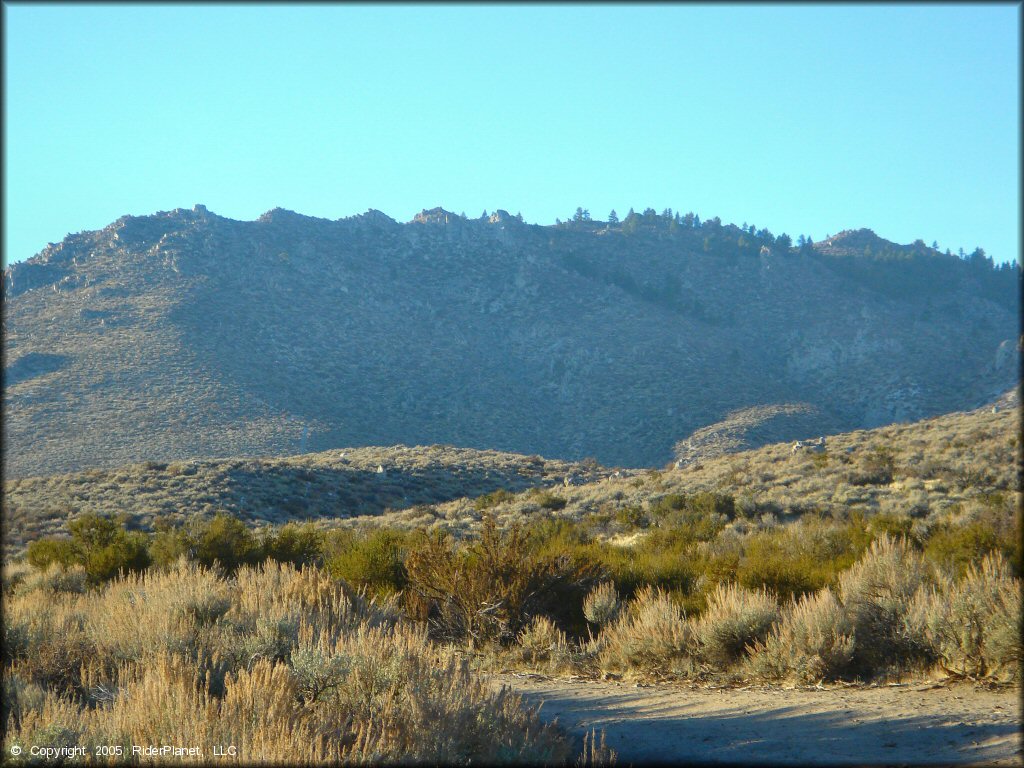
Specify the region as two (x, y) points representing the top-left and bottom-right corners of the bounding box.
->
(4, 352), (70, 387)
(213, 457), (566, 519)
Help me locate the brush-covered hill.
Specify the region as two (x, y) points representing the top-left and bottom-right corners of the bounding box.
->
(353, 396), (1021, 539)
(3, 206), (1019, 476)
(1, 445), (608, 556)
(5, 394), (1018, 558)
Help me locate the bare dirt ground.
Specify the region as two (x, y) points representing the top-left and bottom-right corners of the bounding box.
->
(489, 674), (1022, 766)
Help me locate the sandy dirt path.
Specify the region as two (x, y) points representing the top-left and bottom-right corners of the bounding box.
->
(489, 674), (1021, 765)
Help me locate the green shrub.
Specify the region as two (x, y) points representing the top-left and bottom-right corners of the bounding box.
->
(688, 491), (736, 519)
(474, 488), (514, 511)
(262, 522), (323, 568)
(649, 493), (688, 518)
(649, 493), (731, 546)
(148, 519), (195, 568)
(525, 516), (593, 553)
(533, 491), (567, 511)
(323, 528), (410, 597)
(650, 492), (734, 522)
(405, 516), (600, 646)
(868, 513), (915, 541)
(81, 531), (151, 583)
(737, 534), (830, 600)
(66, 513), (122, 551)
(192, 513), (263, 573)
(615, 506), (647, 529)
(27, 514), (151, 584)
(26, 538), (77, 571)
(734, 519), (862, 602)
(924, 521), (999, 578)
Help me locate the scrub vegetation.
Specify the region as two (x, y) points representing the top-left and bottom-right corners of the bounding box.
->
(3, 402), (1020, 762)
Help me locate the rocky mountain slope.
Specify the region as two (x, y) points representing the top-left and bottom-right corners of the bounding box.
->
(3, 206), (1019, 477)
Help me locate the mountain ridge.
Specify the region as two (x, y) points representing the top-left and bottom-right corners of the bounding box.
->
(3, 205), (1019, 477)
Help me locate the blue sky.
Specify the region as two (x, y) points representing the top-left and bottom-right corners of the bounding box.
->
(3, 3), (1020, 266)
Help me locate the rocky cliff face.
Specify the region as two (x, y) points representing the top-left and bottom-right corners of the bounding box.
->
(3, 207), (1019, 477)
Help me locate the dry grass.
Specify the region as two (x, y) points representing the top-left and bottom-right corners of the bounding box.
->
(837, 535), (929, 675)
(593, 586), (692, 676)
(582, 581), (621, 628)
(909, 553), (1021, 681)
(2, 559), (577, 764)
(517, 616), (573, 673)
(691, 582), (780, 668)
(746, 587), (855, 683)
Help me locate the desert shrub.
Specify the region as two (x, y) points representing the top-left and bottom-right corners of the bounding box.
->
(25, 538), (77, 571)
(691, 582), (780, 668)
(6, 603), (94, 696)
(596, 586), (690, 674)
(2, 620), (30, 666)
(1, 673), (47, 732)
(242, 616), (300, 666)
(405, 516), (601, 646)
(261, 521), (323, 568)
(474, 488), (514, 511)
(868, 512), (915, 541)
(838, 535), (929, 677)
(27, 513), (150, 585)
(734, 517), (863, 602)
(533, 491), (567, 511)
(323, 527), (410, 597)
(910, 553), (1021, 680)
(517, 616), (570, 668)
(615, 505), (647, 529)
(19, 563), (89, 595)
(849, 446), (896, 485)
(191, 513), (263, 573)
(2, 559), (576, 765)
(747, 587), (855, 682)
(1, 561), (32, 593)
(289, 645), (351, 705)
(865, 446), (896, 479)
(148, 518), (194, 568)
(923, 520), (998, 578)
(583, 581), (621, 628)
(84, 558), (234, 666)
